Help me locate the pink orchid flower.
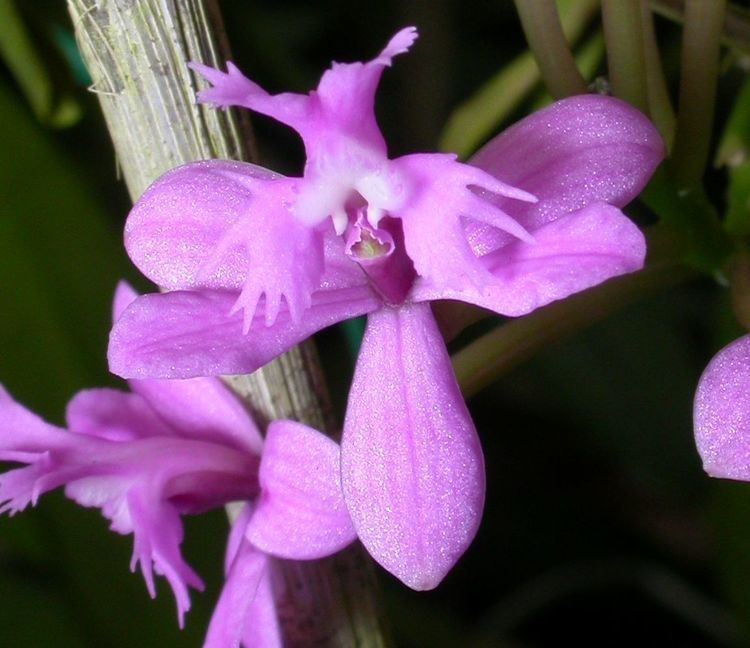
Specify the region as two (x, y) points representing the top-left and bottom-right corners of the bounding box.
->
(108, 28), (664, 589)
(694, 334), (750, 480)
(0, 283), (355, 647)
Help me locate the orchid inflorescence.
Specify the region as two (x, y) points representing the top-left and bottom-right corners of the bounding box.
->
(1, 26), (669, 646)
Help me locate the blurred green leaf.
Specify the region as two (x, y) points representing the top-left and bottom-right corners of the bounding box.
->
(717, 75), (750, 237)
(641, 168), (732, 272)
(439, 0), (599, 157)
(0, 0), (81, 127)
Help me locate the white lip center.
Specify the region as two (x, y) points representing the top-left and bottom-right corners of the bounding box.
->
(292, 138), (406, 234)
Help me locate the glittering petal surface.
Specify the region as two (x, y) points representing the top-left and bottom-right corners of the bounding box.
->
(466, 94), (664, 255)
(205, 509), (281, 648)
(411, 202), (646, 316)
(341, 303), (485, 590)
(125, 160), (324, 326)
(694, 334), (750, 480)
(246, 420), (356, 559)
(108, 285), (381, 379)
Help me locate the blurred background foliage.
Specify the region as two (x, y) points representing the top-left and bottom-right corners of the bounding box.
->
(2, 0), (750, 646)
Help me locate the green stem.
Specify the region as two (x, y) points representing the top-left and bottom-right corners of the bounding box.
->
(670, 0), (727, 188)
(601, 0), (650, 113)
(513, 0), (588, 98)
(452, 231), (693, 398)
(641, 2), (675, 147)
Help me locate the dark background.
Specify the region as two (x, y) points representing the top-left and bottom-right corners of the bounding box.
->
(1, 1), (749, 646)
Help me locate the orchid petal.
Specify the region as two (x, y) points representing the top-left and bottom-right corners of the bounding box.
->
(126, 487), (204, 628)
(125, 160), (323, 326)
(466, 94), (664, 255)
(411, 202), (646, 316)
(65, 388), (174, 442)
(246, 420), (356, 559)
(128, 377), (263, 455)
(113, 280), (139, 321)
(341, 303), (485, 590)
(205, 531), (280, 648)
(192, 27), (417, 155)
(694, 334), (750, 480)
(393, 152), (534, 293)
(109, 286), (381, 380)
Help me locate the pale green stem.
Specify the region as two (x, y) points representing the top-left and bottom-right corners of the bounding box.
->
(513, 0), (588, 98)
(452, 231), (693, 398)
(641, 2), (676, 147)
(671, 0), (727, 188)
(601, 0), (650, 113)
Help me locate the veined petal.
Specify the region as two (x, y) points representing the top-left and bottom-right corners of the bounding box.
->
(110, 283), (265, 454)
(108, 286), (382, 380)
(125, 160), (324, 326)
(205, 526), (280, 648)
(393, 152), (534, 293)
(466, 94), (664, 255)
(128, 377), (263, 455)
(694, 334), (750, 480)
(412, 202), (646, 316)
(341, 303), (485, 590)
(246, 420), (356, 560)
(65, 388), (175, 442)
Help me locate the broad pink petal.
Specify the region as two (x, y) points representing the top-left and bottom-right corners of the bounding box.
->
(694, 334), (750, 480)
(65, 388), (175, 442)
(466, 94), (664, 255)
(411, 202), (646, 316)
(128, 377), (263, 455)
(246, 420), (356, 559)
(125, 160), (324, 326)
(108, 286), (381, 379)
(341, 303), (485, 590)
(205, 516), (280, 648)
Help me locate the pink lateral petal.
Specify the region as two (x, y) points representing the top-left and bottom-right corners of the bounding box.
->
(466, 94), (665, 254)
(205, 533), (281, 648)
(412, 202), (646, 316)
(128, 377), (263, 455)
(65, 388), (175, 442)
(108, 285), (382, 380)
(246, 420), (356, 560)
(125, 160), (323, 326)
(341, 303), (485, 590)
(694, 334), (750, 480)
(0, 386), (70, 457)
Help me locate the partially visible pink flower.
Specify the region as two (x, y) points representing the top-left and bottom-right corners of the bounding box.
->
(108, 28), (664, 589)
(0, 283), (355, 646)
(694, 334), (750, 480)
